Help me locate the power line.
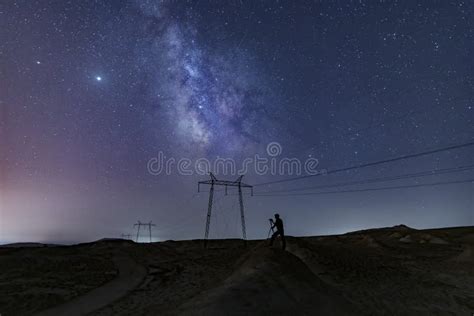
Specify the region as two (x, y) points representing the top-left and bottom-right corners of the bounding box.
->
(253, 141), (474, 187)
(254, 164), (474, 194)
(253, 178), (474, 197)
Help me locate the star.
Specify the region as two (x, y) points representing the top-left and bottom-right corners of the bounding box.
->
(96, 76), (102, 81)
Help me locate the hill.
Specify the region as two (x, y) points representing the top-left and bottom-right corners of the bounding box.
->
(0, 226), (473, 315)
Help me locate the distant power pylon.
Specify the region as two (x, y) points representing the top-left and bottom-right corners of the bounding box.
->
(120, 233), (132, 240)
(134, 221), (156, 243)
(198, 173), (253, 247)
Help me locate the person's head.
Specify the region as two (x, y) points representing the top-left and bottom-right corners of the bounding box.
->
(274, 213), (280, 219)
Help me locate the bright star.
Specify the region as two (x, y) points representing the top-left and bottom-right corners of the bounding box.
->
(96, 76), (102, 81)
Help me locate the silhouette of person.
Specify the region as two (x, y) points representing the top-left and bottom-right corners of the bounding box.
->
(269, 213), (286, 250)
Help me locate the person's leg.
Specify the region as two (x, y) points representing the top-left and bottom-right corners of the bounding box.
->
(281, 233), (286, 250)
(270, 231), (278, 246)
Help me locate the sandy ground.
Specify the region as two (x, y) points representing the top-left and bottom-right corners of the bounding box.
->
(0, 226), (473, 315)
(0, 242), (117, 315)
(36, 254), (146, 316)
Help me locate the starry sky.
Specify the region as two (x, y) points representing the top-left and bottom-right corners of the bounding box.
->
(1, 0), (473, 244)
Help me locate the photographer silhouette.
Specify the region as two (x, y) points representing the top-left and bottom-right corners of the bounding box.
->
(269, 213), (286, 250)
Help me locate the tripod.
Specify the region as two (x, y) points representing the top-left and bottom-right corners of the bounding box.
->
(267, 219), (275, 238)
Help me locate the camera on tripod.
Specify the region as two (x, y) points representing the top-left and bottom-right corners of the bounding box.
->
(267, 218), (275, 238)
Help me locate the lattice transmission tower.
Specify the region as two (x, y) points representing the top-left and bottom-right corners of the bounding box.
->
(134, 221), (156, 243)
(198, 173), (253, 247)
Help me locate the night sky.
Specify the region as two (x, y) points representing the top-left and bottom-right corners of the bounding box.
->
(1, 1), (473, 244)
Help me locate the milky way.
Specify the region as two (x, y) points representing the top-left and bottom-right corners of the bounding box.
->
(136, 1), (275, 154)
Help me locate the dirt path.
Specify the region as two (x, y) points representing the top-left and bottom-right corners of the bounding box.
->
(35, 255), (146, 316)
